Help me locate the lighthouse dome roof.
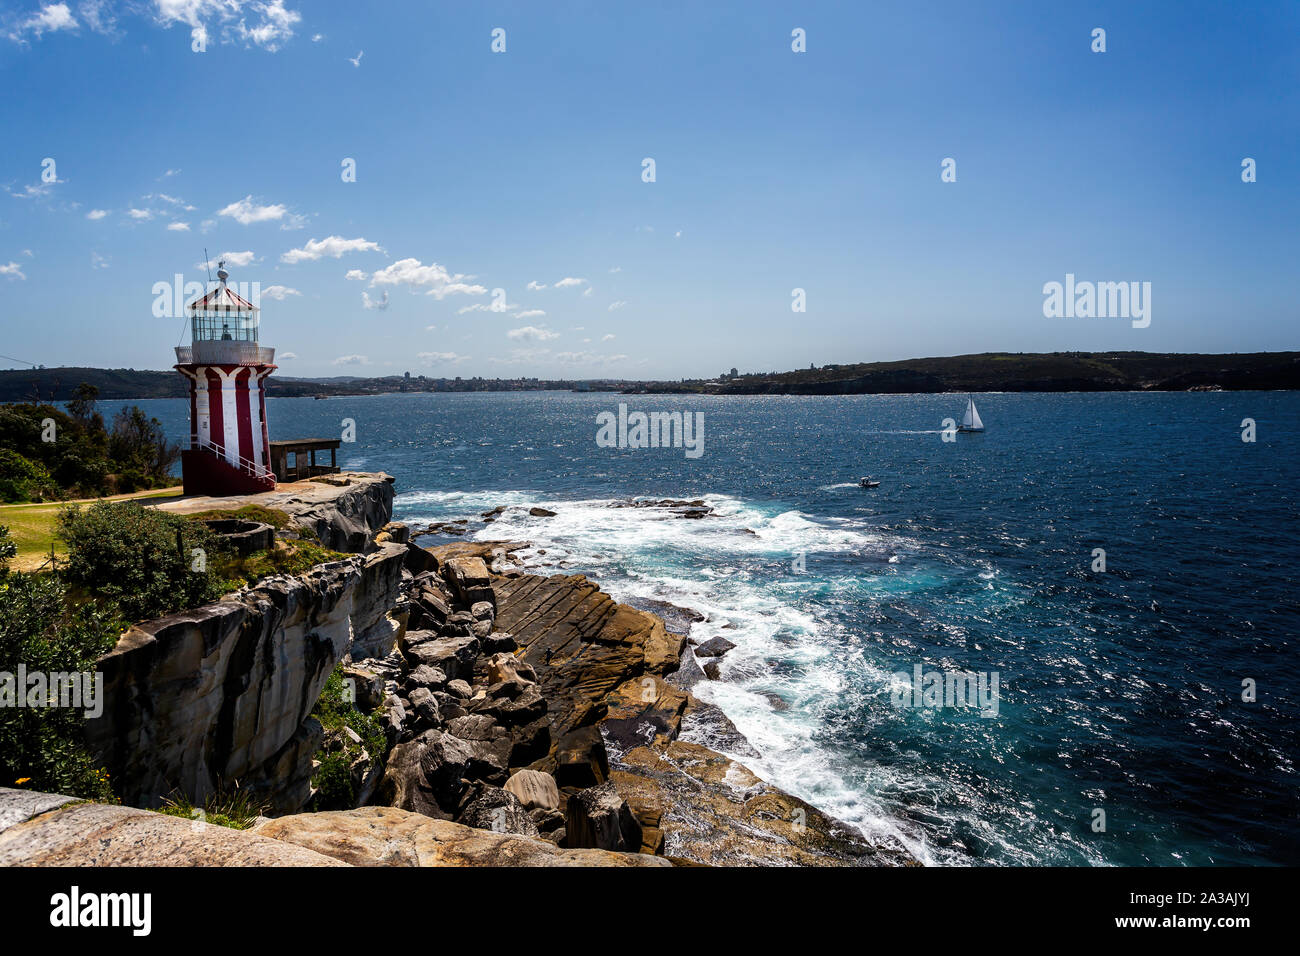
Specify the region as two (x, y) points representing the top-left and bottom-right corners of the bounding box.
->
(187, 265), (259, 313)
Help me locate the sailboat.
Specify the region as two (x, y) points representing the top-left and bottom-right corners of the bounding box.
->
(958, 395), (985, 433)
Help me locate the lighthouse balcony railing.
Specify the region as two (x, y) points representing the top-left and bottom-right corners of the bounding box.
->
(175, 342), (276, 366)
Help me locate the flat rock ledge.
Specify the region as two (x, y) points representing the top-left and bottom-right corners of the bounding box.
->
(156, 471), (396, 552)
(0, 788), (666, 867)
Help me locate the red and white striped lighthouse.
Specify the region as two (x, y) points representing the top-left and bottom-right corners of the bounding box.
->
(175, 261), (278, 496)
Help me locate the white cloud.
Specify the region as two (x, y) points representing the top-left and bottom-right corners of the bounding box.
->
(0, 261), (26, 280)
(218, 194), (287, 225)
(553, 276), (587, 289)
(7, 3), (77, 42)
(370, 257), (485, 298)
(166, 221), (190, 231)
(608, 266), (621, 273)
(91, 251), (109, 269)
(512, 309), (546, 319)
(608, 300), (627, 311)
(348, 49), (362, 67)
(278, 351), (297, 360)
(332, 354), (369, 366)
(582, 287), (592, 297)
(310, 32), (322, 42)
(507, 325), (559, 342)
(418, 351), (469, 365)
(344, 269), (368, 281)
(161, 168), (181, 178)
(675, 230), (682, 238)
(151, 0), (301, 52)
(602, 334), (616, 341)
(85, 209), (108, 220)
(127, 208), (153, 220)
(281, 235), (382, 263)
(526, 280), (547, 291)
(261, 284), (300, 300)
(200, 250), (257, 270)
(362, 290), (389, 310)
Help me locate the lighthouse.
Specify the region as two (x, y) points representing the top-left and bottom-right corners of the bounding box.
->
(174, 261), (278, 496)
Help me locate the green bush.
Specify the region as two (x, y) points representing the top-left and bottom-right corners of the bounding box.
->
(309, 665), (387, 811)
(0, 572), (120, 800)
(0, 449), (59, 503)
(58, 500), (228, 622)
(0, 525), (15, 570)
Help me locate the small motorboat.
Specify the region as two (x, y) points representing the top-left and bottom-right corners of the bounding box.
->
(859, 477), (880, 489)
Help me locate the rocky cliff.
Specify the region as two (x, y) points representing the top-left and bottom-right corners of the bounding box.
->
(85, 544), (408, 812)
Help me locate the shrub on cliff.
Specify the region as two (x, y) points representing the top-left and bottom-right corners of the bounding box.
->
(0, 571), (120, 801)
(58, 500), (228, 622)
(309, 665), (387, 811)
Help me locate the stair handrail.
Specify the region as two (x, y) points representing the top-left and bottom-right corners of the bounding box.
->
(194, 438), (274, 481)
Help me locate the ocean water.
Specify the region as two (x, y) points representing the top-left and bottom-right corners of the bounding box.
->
(109, 390), (1300, 866)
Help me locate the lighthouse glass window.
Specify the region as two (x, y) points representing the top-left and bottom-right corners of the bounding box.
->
(192, 311), (259, 343)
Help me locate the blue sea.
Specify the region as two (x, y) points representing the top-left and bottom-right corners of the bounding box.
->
(111, 390), (1300, 866)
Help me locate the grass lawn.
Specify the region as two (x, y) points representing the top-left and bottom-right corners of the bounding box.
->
(0, 486), (184, 571)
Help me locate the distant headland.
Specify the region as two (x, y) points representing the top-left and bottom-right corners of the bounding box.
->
(2, 350), (1297, 402)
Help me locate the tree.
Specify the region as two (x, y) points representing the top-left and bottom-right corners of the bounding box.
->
(0, 572), (120, 800)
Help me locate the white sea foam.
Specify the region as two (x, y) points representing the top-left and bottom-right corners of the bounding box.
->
(396, 491), (941, 862)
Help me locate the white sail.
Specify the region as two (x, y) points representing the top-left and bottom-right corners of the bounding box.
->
(961, 397), (984, 431)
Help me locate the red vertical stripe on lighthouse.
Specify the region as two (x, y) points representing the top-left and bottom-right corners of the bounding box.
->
(236, 367), (255, 466)
(188, 378), (198, 448)
(206, 368), (224, 454)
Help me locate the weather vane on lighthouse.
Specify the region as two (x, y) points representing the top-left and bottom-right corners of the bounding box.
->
(173, 261), (278, 495)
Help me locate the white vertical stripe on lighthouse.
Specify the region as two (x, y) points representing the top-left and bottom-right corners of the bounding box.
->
(246, 370), (264, 469)
(195, 369), (212, 448)
(217, 368), (241, 468)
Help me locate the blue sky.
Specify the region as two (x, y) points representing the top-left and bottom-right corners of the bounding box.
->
(1, 0), (1296, 380)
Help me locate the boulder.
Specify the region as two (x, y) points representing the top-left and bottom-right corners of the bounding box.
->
(442, 556), (495, 607)
(404, 664), (447, 691)
(341, 665), (385, 712)
(505, 769), (561, 812)
(565, 782), (642, 853)
(404, 541), (439, 575)
(553, 726), (609, 788)
(529, 507), (557, 517)
(375, 730), (470, 817)
(407, 687), (441, 727)
(445, 679), (472, 699)
(694, 636), (736, 658)
(404, 635), (479, 681)
(458, 785), (539, 838)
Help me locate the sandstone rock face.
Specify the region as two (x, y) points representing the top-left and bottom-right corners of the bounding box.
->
(254, 806), (670, 867)
(0, 790), (344, 867)
(84, 543), (408, 813)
